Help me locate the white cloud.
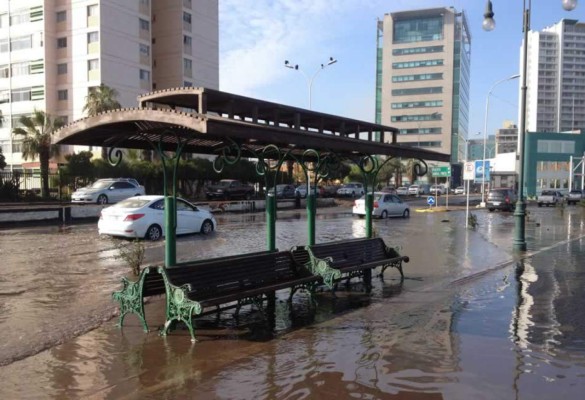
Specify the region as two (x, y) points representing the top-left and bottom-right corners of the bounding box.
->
(219, 0), (383, 96)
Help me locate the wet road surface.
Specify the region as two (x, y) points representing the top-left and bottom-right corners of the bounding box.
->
(1, 204), (585, 398)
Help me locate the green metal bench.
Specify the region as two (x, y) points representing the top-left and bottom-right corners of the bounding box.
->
(111, 250), (274, 333)
(291, 237), (409, 292)
(112, 250), (320, 341)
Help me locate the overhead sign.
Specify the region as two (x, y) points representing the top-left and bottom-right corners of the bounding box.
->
(427, 196), (435, 206)
(474, 160), (490, 183)
(431, 166), (451, 177)
(463, 161), (475, 180)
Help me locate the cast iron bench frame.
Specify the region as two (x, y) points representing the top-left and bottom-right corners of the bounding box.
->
(112, 250), (320, 341)
(292, 237), (409, 291)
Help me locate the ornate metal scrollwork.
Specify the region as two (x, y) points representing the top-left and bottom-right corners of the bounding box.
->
(107, 146), (124, 167)
(213, 137), (242, 173)
(412, 158), (428, 178)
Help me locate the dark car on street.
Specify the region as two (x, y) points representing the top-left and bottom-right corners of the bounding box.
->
(487, 188), (517, 212)
(275, 184), (296, 199)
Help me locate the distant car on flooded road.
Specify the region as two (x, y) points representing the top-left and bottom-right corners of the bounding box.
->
(98, 195), (216, 240)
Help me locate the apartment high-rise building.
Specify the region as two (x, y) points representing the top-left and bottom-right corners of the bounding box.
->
(496, 121), (518, 154)
(523, 19), (585, 133)
(0, 0), (219, 170)
(376, 7), (471, 164)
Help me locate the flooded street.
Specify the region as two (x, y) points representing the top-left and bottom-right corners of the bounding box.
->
(1, 204), (585, 399)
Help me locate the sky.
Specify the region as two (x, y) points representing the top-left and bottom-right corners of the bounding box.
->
(218, 0), (581, 141)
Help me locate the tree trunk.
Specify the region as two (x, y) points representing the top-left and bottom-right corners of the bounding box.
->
(40, 148), (50, 199)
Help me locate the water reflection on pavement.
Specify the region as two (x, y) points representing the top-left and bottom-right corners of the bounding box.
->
(1, 206), (585, 399)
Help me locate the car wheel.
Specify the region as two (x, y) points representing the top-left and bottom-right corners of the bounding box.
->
(145, 224), (162, 241)
(200, 219), (214, 234)
(97, 194), (108, 205)
(402, 209), (410, 218)
(538, 203), (542, 207)
(351, 191), (356, 198)
(380, 210), (388, 219)
(488, 208), (495, 212)
(357, 214), (365, 219)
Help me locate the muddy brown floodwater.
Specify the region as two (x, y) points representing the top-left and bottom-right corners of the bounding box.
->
(0, 205), (585, 399)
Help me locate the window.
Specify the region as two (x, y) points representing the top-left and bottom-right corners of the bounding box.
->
(57, 37), (67, 48)
(11, 62), (30, 76)
(87, 31), (99, 43)
(139, 18), (150, 31)
(0, 90), (9, 103)
(183, 12), (191, 24)
(0, 64), (9, 78)
(57, 63), (67, 75)
(11, 35), (33, 51)
(184, 81), (193, 87)
(392, 45), (444, 56)
(0, 13), (7, 28)
(183, 35), (192, 46)
(392, 73), (443, 82)
(87, 4), (98, 17)
(140, 0), (150, 6)
(58, 89), (68, 101)
(56, 11), (66, 22)
(139, 69), (150, 81)
(12, 88), (32, 102)
(0, 39), (8, 53)
(139, 43), (150, 56)
(392, 59), (443, 69)
(183, 58), (192, 74)
(393, 16), (444, 44)
(10, 11), (30, 25)
(88, 59), (99, 71)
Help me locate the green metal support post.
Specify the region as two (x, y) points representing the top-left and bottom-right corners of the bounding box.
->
(164, 196), (176, 266)
(266, 193), (276, 251)
(365, 193), (373, 238)
(307, 193), (316, 246)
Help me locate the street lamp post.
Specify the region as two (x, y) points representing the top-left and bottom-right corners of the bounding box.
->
(483, 0), (577, 251)
(284, 57), (338, 110)
(480, 73), (520, 207)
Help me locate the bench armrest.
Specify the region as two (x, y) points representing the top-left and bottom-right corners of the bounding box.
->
(305, 249), (341, 289)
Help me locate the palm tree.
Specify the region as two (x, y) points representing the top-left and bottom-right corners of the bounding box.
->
(13, 110), (64, 199)
(83, 84), (121, 159)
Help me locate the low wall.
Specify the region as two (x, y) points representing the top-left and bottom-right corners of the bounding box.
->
(0, 198), (337, 225)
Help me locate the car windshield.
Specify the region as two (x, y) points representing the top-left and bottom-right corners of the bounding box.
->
(89, 180), (112, 189)
(541, 190), (554, 195)
(570, 190), (581, 194)
(217, 181), (232, 187)
(113, 198), (151, 208)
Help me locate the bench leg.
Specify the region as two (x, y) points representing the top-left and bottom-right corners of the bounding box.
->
(363, 269), (372, 293)
(266, 292), (276, 330)
(112, 291), (149, 333)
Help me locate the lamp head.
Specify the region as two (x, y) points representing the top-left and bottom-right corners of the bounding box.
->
(483, 0), (496, 31)
(562, 0), (578, 11)
(327, 57), (338, 66)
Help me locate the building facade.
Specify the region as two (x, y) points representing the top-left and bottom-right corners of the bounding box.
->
(524, 131), (585, 196)
(523, 19), (585, 133)
(0, 0), (219, 170)
(376, 7), (471, 164)
(496, 121), (518, 154)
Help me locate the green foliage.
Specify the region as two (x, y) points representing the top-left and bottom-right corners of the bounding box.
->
(111, 239), (145, 276)
(468, 212), (479, 229)
(0, 174), (20, 200)
(12, 110), (64, 199)
(62, 151), (94, 179)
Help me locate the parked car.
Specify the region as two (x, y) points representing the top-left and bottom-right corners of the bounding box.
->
(454, 186), (466, 195)
(352, 192), (410, 219)
(380, 186), (397, 195)
(430, 185), (443, 196)
(567, 189), (585, 205)
(336, 182), (364, 198)
(487, 188), (517, 212)
(98, 195), (216, 240)
(71, 178), (145, 205)
(537, 190), (563, 207)
(205, 179), (255, 200)
(322, 185), (341, 197)
(275, 184), (296, 199)
(396, 186), (409, 196)
(408, 185), (422, 196)
(295, 185), (323, 198)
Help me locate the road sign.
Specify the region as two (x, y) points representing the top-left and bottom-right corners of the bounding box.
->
(474, 160), (490, 182)
(431, 166), (451, 177)
(463, 161), (474, 180)
(427, 196), (435, 206)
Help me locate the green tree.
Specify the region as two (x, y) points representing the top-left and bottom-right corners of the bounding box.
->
(82, 84), (122, 159)
(13, 110), (64, 199)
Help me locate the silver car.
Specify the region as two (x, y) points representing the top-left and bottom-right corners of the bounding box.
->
(71, 178), (145, 205)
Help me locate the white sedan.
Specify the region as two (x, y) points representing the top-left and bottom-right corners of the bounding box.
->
(98, 195), (216, 240)
(353, 192), (410, 219)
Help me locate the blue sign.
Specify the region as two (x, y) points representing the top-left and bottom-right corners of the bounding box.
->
(474, 160), (491, 183)
(427, 196), (435, 206)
